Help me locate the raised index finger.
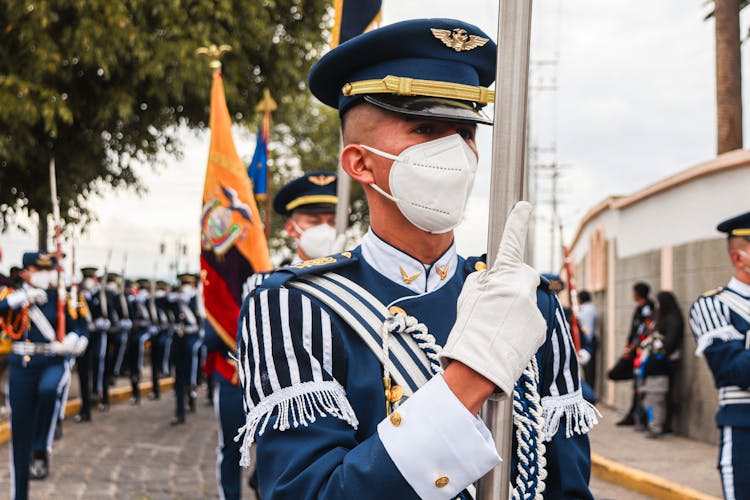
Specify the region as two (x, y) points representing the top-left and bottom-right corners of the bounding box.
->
(490, 201), (533, 272)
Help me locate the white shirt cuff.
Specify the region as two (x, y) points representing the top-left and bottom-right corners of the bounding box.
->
(377, 374), (501, 499)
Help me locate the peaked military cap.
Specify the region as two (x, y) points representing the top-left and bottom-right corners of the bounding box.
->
(105, 272), (121, 284)
(136, 278), (152, 289)
(22, 252), (57, 269)
(309, 18), (497, 124)
(80, 266), (98, 278)
(273, 171), (338, 217)
(717, 210), (750, 238)
(177, 273), (198, 285)
(155, 279), (171, 291)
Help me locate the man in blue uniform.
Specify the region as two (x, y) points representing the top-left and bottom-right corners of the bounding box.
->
(206, 172), (339, 499)
(75, 266), (104, 422)
(127, 278), (158, 404)
(236, 19), (597, 499)
(0, 252), (88, 500)
(171, 273), (203, 424)
(100, 272), (131, 410)
(149, 279), (175, 400)
(689, 211), (750, 500)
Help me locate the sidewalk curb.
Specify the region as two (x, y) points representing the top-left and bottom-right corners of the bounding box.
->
(0, 377), (175, 446)
(591, 452), (720, 500)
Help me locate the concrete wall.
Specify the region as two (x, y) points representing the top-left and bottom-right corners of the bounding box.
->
(586, 237), (729, 444)
(671, 238), (731, 443)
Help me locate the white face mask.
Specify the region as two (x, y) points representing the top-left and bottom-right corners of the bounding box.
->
(180, 285), (196, 297)
(292, 222), (341, 259)
(82, 278), (96, 291)
(362, 134), (478, 234)
(105, 282), (119, 293)
(29, 270), (56, 290)
(738, 250), (750, 274)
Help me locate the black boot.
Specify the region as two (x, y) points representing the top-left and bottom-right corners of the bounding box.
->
(29, 451), (49, 480)
(73, 413), (91, 423)
(170, 415), (186, 426)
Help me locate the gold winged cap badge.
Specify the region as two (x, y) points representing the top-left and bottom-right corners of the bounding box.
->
(431, 28), (489, 52)
(308, 175), (336, 186)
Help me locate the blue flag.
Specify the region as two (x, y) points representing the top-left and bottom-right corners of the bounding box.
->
(248, 123), (268, 199)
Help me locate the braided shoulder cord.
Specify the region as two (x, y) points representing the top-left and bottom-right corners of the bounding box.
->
(382, 312), (443, 375)
(512, 356), (547, 499)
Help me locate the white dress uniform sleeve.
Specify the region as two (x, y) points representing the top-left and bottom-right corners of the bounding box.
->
(539, 295), (600, 440)
(689, 294), (744, 355)
(377, 374), (500, 499)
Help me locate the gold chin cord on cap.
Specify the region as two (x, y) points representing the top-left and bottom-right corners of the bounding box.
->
(342, 75), (495, 104)
(731, 228), (750, 236)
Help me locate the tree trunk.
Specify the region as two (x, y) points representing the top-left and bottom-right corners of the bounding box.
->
(37, 212), (48, 252)
(715, 0), (744, 154)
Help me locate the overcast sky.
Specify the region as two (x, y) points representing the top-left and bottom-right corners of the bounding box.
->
(1, 0), (749, 277)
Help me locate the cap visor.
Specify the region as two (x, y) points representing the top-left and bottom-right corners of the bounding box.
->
(364, 95), (492, 125)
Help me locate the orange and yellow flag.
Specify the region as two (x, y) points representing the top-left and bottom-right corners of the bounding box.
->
(200, 71), (272, 364)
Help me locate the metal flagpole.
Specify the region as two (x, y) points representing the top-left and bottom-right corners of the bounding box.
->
(477, 1), (533, 499)
(49, 156), (66, 342)
(255, 88), (277, 242)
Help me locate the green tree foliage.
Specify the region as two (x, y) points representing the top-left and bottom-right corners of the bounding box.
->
(0, 0), (336, 242)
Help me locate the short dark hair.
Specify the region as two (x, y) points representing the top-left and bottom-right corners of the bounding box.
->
(633, 282), (650, 299)
(578, 290), (591, 303)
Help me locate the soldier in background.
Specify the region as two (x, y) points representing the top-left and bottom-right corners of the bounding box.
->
(75, 267), (104, 422)
(127, 279), (158, 404)
(689, 211), (750, 499)
(148, 279), (175, 400)
(0, 252), (88, 499)
(170, 273), (203, 425)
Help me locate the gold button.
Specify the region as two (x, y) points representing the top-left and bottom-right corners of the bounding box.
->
(474, 261), (487, 271)
(388, 385), (404, 403)
(435, 476), (449, 488)
(390, 412), (402, 426)
(23, 355), (31, 363)
(388, 306), (406, 316)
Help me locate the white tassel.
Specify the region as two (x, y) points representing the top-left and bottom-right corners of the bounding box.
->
(235, 380), (359, 468)
(540, 389), (601, 441)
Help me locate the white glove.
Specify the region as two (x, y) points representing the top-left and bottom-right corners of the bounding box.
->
(119, 319), (133, 330)
(50, 333), (79, 355)
(439, 202), (547, 396)
(26, 288), (48, 305)
(6, 290), (30, 309)
(578, 349), (592, 366)
(73, 336), (89, 356)
(148, 325), (160, 336)
(94, 317), (112, 331)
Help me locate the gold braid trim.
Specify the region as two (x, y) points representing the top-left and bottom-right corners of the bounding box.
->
(342, 75), (494, 104)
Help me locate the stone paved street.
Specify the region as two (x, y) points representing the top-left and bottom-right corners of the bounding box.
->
(0, 389), (258, 499)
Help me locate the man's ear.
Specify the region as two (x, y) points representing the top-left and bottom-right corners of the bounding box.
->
(284, 218), (300, 239)
(341, 144), (376, 185)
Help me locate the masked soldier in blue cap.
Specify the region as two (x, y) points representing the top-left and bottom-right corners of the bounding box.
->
(0, 252), (88, 500)
(689, 210), (750, 500)
(235, 19), (597, 499)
